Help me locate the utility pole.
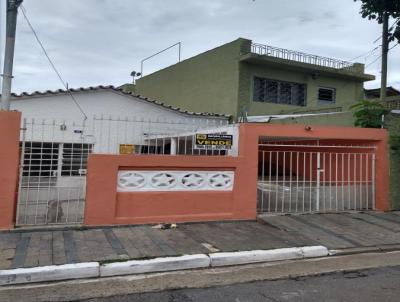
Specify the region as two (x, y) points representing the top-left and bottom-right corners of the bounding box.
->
(1, 0), (22, 111)
(380, 11), (389, 102)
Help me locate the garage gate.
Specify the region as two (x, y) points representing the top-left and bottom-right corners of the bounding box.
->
(257, 137), (376, 213)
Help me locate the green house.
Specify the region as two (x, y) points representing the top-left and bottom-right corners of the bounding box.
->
(124, 38), (375, 126)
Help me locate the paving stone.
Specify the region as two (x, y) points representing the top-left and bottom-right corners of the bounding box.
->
(52, 231), (67, 265)
(111, 228), (143, 259)
(1, 212), (400, 269)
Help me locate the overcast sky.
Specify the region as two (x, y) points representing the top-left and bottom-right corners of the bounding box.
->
(1, 0), (399, 93)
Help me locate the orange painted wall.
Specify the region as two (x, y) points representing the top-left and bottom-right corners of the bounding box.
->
(84, 123), (389, 227)
(0, 111), (21, 229)
(84, 154), (257, 226)
(241, 123), (389, 211)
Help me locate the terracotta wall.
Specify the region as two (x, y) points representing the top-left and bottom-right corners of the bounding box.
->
(242, 123), (389, 211)
(84, 123), (389, 227)
(0, 111), (21, 229)
(84, 153), (257, 226)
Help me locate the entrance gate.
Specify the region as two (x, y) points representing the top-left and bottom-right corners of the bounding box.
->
(16, 119), (91, 226)
(257, 142), (376, 213)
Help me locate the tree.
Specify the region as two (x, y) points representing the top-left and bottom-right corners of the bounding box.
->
(355, 0), (400, 42)
(354, 0), (400, 102)
(350, 99), (389, 128)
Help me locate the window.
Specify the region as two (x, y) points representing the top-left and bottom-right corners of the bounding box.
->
(22, 142), (59, 177)
(253, 77), (306, 106)
(318, 87), (336, 104)
(61, 143), (93, 176)
(22, 142), (92, 178)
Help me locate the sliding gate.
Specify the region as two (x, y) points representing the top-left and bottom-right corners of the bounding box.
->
(257, 143), (376, 213)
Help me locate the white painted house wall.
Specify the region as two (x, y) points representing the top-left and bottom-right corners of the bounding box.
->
(11, 88), (229, 150)
(11, 87), (230, 225)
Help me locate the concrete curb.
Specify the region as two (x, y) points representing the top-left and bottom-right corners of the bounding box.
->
(3, 250), (400, 302)
(209, 246), (328, 267)
(0, 262), (99, 286)
(101, 254), (210, 277)
(0, 246), (328, 286)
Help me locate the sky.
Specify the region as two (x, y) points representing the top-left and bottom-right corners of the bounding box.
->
(0, 0), (399, 93)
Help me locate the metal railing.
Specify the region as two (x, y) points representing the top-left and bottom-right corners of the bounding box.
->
(251, 43), (356, 71)
(16, 115), (237, 226)
(382, 99), (400, 110)
(257, 148), (376, 213)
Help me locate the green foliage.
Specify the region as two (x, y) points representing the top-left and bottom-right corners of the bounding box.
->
(350, 99), (389, 128)
(354, 0), (400, 42)
(390, 134), (400, 155)
(354, 0), (400, 21)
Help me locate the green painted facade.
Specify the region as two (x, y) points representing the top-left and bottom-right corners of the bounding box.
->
(130, 38), (374, 126)
(126, 38), (400, 210)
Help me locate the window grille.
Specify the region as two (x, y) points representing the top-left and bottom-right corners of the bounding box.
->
(61, 143), (93, 176)
(253, 77), (306, 106)
(318, 87), (336, 103)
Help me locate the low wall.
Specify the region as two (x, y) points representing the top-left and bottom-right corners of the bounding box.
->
(84, 154), (257, 226)
(84, 123), (389, 227)
(0, 111), (21, 229)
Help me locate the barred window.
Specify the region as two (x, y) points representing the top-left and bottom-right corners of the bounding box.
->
(253, 77), (306, 106)
(318, 87), (336, 103)
(61, 143), (92, 176)
(22, 142), (59, 177)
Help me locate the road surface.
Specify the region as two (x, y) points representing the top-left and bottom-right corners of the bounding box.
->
(81, 265), (400, 302)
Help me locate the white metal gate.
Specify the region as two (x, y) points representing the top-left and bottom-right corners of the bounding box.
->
(16, 119), (91, 226)
(257, 144), (376, 213)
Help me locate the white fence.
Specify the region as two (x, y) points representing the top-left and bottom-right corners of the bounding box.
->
(16, 115), (236, 226)
(257, 147), (376, 213)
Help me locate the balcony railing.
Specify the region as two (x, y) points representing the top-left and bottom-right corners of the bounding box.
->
(251, 43), (356, 72)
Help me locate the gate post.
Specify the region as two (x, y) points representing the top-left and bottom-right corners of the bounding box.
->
(0, 111), (21, 229)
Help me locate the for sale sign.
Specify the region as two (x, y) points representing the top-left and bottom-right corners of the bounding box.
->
(195, 134), (233, 150)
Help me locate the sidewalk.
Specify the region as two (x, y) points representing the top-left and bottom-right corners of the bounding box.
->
(1, 212), (400, 270)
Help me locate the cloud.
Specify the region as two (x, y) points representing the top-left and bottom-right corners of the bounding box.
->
(2, 0), (398, 93)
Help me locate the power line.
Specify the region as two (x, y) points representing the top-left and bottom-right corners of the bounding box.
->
(365, 43), (398, 69)
(365, 54), (382, 68)
(348, 46), (379, 62)
(373, 18), (400, 44)
(349, 18), (399, 63)
(389, 42), (399, 51)
(19, 5), (88, 120)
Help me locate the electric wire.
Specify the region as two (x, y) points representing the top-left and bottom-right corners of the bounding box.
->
(19, 5), (88, 120)
(373, 18), (400, 44)
(348, 46), (379, 62)
(365, 41), (399, 68)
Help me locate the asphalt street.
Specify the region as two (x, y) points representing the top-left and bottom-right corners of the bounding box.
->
(80, 265), (400, 302)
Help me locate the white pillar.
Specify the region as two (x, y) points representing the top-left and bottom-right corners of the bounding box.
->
(170, 138), (177, 155)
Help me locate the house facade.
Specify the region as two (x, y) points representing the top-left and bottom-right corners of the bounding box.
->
(9, 86), (230, 225)
(126, 38), (375, 126)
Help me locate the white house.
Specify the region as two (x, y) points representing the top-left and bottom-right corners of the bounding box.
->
(9, 85), (231, 225)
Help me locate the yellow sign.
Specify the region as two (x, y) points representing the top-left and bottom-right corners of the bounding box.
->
(195, 134), (233, 150)
(119, 144), (135, 154)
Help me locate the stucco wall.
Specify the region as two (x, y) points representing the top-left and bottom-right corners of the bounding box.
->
(239, 63), (364, 126)
(0, 111), (21, 229)
(136, 39), (247, 117)
(10, 90), (228, 152)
